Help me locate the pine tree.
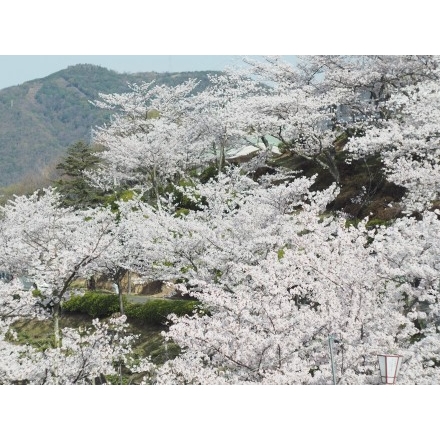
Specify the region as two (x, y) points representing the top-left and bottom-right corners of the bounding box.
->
(55, 141), (107, 209)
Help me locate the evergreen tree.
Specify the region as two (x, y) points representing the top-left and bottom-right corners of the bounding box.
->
(55, 141), (107, 209)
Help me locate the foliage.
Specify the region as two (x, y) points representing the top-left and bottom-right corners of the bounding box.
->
(62, 292), (198, 324)
(0, 188), (119, 348)
(62, 291), (126, 318)
(54, 141), (108, 209)
(0, 280), (148, 384)
(125, 299), (200, 326)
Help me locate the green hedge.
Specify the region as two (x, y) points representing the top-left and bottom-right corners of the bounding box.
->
(63, 292), (199, 325)
(62, 292), (125, 318)
(125, 300), (200, 325)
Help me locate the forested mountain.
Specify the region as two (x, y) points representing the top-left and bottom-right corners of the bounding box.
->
(0, 64), (219, 187)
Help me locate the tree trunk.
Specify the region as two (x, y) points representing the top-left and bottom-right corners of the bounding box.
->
(117, 282), (124, 315)
(53, 300), (61, 385)
(87, 276), (96, 291)
(218, 142), (225, 177)
(53, 301), (61, 348)
(127, 270), (131, 296)
(152, 165), (161, 209)
(323, 150), (340, 184)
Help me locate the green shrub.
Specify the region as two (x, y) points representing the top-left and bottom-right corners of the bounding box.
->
(125, 299), (200, 325)
(199, 164), (218, 184)
(148, 341), (181, 364)
(62, 291), (126, 318)
(365, 218), (392, 229)
(345, 218), (361, 228)
(63, 293), (201, 324)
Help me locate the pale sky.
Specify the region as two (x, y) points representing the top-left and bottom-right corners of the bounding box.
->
(0, 55), (251, 90)
(1, 3), (429, 93)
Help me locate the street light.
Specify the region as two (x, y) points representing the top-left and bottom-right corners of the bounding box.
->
(328, 336), (403, 385)
(377, 354), (403, 384)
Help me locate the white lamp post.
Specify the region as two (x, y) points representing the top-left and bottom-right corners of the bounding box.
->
(377, 354), (403, 384)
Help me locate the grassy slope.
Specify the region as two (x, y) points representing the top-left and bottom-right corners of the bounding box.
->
(11, 309), (177, 384)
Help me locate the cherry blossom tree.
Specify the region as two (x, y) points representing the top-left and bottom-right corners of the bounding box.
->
(0, 279), (46, 384)
(32, 315), (140, 385)
(113, 167), (337, 289)
(234, 56), (347, 182)
(346, 78), (440, 213)
(234, 55), (440, 184)
(0, 277), (148, 384)
(155, 209), (440, 384)
(91, 80), (202, 203)
(182, 73), (269, 175)
(4, 55), (440, 385)
(93, 196), (156, 314)
(0, 187), (118, 346)
(371, 211), (440, 384)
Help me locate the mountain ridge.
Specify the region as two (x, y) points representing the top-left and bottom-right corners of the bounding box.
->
(0, 64), (219, 188)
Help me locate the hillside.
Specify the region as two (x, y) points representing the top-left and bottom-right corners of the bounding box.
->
(0, 64), (219, 188)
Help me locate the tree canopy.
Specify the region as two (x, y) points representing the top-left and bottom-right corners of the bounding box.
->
(2, 56), (440, 385)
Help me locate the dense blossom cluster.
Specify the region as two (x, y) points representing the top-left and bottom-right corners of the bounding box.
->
(1, 56), (440, 384)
